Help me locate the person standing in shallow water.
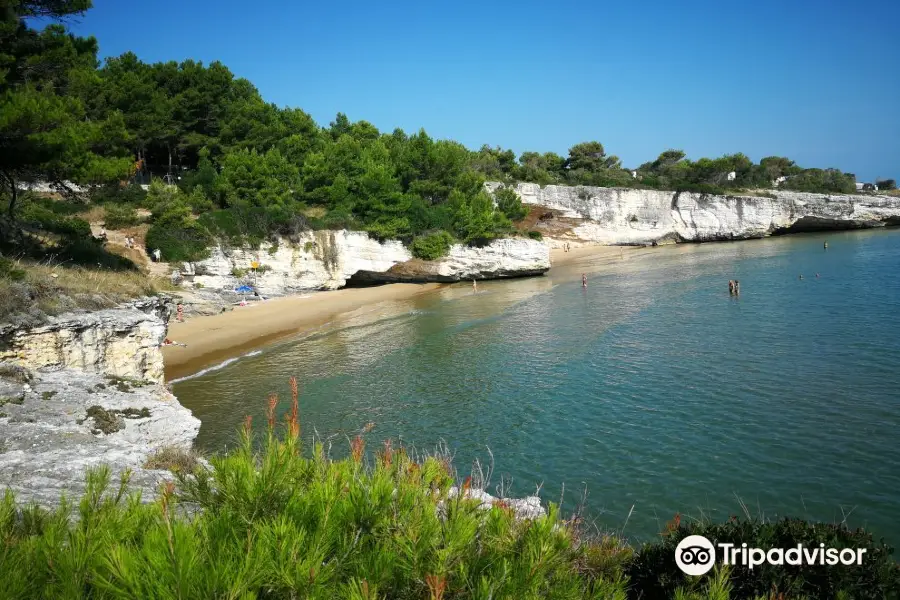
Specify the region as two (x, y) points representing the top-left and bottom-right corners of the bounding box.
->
(472, 278), (477, 293)
(728, 280), (735, 295)
(734, 280), (740, 295)
(582, 274), (587, 288)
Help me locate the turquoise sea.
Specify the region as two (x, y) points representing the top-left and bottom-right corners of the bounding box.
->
(173, 229), (900, 544)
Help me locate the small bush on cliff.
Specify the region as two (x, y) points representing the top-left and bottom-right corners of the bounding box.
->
(527, 230), (543, 240)
(495, 186), (528, 221)
(410, 230), (454, 261)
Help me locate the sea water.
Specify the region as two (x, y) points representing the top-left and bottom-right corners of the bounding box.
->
(173, 229), (900, 543)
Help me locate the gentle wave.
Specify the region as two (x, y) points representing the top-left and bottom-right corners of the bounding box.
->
(169, 350), (263, 384)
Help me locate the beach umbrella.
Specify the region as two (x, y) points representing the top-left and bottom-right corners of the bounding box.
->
(234, 284), (253, 301)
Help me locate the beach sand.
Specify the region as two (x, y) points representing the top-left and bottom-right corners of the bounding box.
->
(163, 244), (632, 380)
(549, 244), (632, 267)
(163, 283), (441, 381)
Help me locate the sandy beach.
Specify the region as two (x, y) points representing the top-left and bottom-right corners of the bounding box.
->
(163, 244), (630, 381)
(163, 283), (441, 381)
(549, 244), (629, 267)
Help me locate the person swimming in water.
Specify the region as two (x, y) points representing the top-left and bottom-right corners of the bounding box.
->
(824, 241), (828, 249)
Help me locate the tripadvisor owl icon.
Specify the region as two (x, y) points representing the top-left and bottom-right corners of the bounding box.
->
(675, 535), (716, 576)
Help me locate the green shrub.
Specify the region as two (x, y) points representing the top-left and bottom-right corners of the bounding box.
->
(19, 201), (91, 238)
(91, 183), (147, 206)
(527, 230), (543, 240)
(494, 186), (528, 221)
(410, 230), (454, 260)
(145, 220), (211, 263)
(781, 169), (857, 194)
(56, 237), (138, 270)
(102, 203), (141, 229)
(0, 256), (26, 281)
(627, 517), (900, 599)
(675, 183), (730, 196)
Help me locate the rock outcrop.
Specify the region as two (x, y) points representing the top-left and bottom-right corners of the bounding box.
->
(0, 297), (172, 383)
(191, 230), (411, 296)
(351, 237), (550, 283)
(487, 182), (900, 247)
(190, 231), (550, 294)
(0, 366), (200, 506)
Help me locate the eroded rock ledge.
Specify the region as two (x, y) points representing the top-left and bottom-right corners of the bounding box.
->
(0, 366), (200, 506)
(0, 297), (172, 383)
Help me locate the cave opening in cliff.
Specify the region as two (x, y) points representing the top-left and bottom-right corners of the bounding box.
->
(772, 216), (873, 235)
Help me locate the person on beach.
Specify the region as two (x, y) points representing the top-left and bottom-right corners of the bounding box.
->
(153, 248), (162, 262)
(472, 278), (477, 292)
(582, 273), (587, 288)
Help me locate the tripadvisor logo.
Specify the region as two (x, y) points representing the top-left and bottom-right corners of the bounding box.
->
(675, 535), (868, 576)
(676, 535), (716, 576)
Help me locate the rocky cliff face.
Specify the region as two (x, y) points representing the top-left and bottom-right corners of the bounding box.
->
(0, 366), (201, 506)
(0, 297), (172, 383)
(351, 238), (550, 283)
(487, 182), (900, 246)
(191, 231), (550, 293)
(191, 230), (410, 295)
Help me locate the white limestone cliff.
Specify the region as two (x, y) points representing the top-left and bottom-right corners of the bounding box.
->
(191, 230), (411, 295)
(0, 297), (171, 383)
(352, 237), (550, 283)
(485, 182), (900, 247)
(190, 230), (550, 293)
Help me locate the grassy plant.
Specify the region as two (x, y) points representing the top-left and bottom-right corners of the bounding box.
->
(0, 257), (171, 324)
(143, 446), (202, 474)
(102, 204), (142, 229)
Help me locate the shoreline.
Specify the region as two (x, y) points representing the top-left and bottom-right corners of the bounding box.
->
(163, 283), (442, 381)
(162, 244), (630, 381)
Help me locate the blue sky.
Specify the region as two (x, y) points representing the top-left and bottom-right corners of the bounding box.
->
(65, 0), (898, 181)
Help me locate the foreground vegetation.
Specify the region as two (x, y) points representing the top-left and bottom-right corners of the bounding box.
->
(3, 2), (892, 268)
(1, 385), (898, 599)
